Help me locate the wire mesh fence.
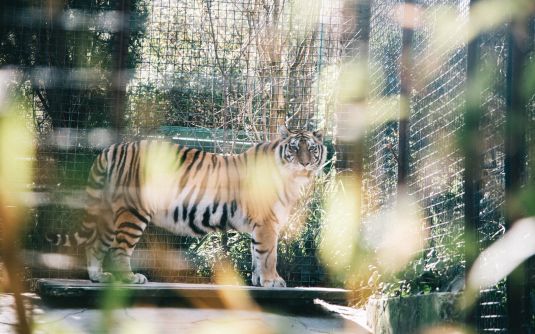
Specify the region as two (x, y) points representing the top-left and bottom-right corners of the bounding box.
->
(1, 0), (361, 287)
(408, 0), (467, 292)
(3, 0), (535, 332)
(359, 0), (530, 332)
(361, 0), (400, 220)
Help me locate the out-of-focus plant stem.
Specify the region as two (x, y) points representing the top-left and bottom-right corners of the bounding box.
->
(0, 105), (35, 334)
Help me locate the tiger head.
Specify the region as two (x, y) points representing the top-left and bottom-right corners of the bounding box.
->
(277, 126), (327, 172)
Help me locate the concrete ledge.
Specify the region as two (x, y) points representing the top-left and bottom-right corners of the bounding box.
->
(36, 279), (349, 311)
(366, 293), (462, 333)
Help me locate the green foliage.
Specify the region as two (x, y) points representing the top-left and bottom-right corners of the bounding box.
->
(0, 0), (149, 131)
(187, 231), (251, 281)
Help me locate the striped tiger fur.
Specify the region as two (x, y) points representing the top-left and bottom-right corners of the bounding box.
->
(48, 126), (326, 287)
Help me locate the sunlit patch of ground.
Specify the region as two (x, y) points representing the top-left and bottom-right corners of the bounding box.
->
(0, 293), (372, 334)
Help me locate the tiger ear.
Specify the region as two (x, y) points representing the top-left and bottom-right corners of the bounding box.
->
(278, 125), (290, 139)
(313, 130), (323, 142)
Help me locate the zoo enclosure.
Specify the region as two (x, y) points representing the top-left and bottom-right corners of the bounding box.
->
(2, 0), (358, 288)
(361, 0), (535, 333)
(1, 0), (535, 333)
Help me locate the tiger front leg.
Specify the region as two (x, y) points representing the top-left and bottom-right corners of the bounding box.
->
(250, 223), (286, 288)
(108, 209), (149, 284)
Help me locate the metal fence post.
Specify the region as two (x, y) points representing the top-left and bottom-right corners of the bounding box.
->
(397, 0), (414, 190)
(504, 14), (532, 334)
(334, 0), (370, 176)
(462, 0), (482, 328)
(353, 0), (371, 180)
(111, 0), (131, 135)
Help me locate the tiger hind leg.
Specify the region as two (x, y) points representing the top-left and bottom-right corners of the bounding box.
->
(81, 199), (116, 283)
(86, 239), (114, 283)
(108, 208), (149, 284)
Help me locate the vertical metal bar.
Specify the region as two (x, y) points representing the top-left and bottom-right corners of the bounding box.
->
(462, 0), (482, 327)
(504, 14), (531, 334)
(397, 0), (414, 189)
(335, 0), (370, 174)
(352, 0), (370, 179)
(111, 0), (131, 135)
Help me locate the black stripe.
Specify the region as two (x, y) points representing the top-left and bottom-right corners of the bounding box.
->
(172, 144), (181, 167)
(96, 152), (106, 172)
(212, 201), (219, 214)
(116, 235), (136, 248)
(124, 143), (137, 186)
(99, 236), (111, 248)
(255, 248), (268, 254)
(182, 204), (188, 221)
(230, 200), (237, 217)
(116, 144), (129, 179)
(107, 145), (118, 181)
(214, 190), (221, 209)
(179, 148), (194, 166)
(188, 205), (205, 235)
(118, 221), (144, 233)
(114, 207), (128, 219)
(251, 238), (261, 245)
(195, 151), (206, 172)
(254, 144), (262, 159)
(128, 208), (149, 225)
(173, 206), (179, 222)
(185, 150), (201, 173)
(220, 203), (228, 230)
(179, 150), (201, 189)
(202, 207), (211, 228)
(116, 229), (142, 239)
(113, 144), (126, 181)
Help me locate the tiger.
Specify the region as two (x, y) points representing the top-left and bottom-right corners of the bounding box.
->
(48, 126), (326, 287)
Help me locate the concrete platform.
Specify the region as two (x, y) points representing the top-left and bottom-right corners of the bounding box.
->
(0, 293), (372, 334)
(36, 279), (350, 310)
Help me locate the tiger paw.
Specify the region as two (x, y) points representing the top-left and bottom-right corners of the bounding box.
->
(260, 276), (286, 288)
(89, 272), (114, 283)
(118, 272), (148, 284)
(251, 271), (261, 286)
